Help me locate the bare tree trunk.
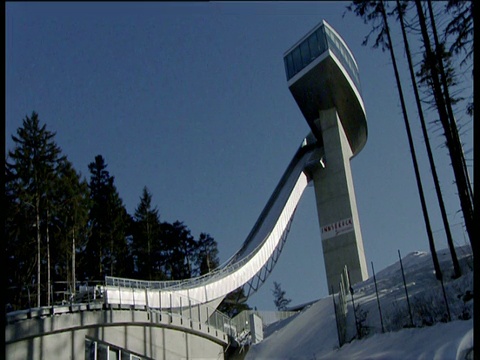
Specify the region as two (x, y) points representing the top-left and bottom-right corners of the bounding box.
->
(99, 248), (103, 280)
(147, 219), (151, 280)
(46, 208), (51, 307)
(72, 226), (76, 297)
(396, 0), (461, 278)
(36, 196), (41, 308)
(426, 0), (473, 204)
(110, 237), (114, 277)
(379, 0), (442, 280)
(207, 253), (212, 273)
(414, 0), (474, 251)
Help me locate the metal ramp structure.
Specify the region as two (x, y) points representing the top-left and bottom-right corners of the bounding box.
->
(104, 134), (323, 310)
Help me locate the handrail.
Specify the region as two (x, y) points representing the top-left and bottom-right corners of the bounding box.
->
(6, 301), (236, 342)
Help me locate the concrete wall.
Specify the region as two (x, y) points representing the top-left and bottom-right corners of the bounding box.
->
(6, 307), (227, 360)
(312, 108), (368, 293)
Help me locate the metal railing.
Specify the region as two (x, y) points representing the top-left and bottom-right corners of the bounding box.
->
(6, 286), (237, 341)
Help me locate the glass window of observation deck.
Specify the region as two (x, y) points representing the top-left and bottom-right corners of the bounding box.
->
(284, 25), (329, 81)
(300, 41), (310, 68)
(292, 47), (302, 74)
(286, 53), (294, 79)
(308, 32), (321, 59)
(324, 26), (361, 92)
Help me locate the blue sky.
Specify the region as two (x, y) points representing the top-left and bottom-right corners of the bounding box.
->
(6, 2), (473, 311)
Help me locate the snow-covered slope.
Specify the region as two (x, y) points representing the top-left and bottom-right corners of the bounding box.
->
(246, 245), (473, 359)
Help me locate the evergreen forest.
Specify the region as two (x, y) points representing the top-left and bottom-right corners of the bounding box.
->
(5, 112), (249, 317)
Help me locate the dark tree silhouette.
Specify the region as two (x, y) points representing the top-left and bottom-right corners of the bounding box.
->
(6, 114), (251, 312)
(272, 281), (292, 311)
(415, 0), (474, 251)
(195, 233), (220, 276)
(84, 155), (131, 280)
(395, 0), (460, 278)
(161, 221), (196, 280)
(133, 186), (163, 280)
(6, 112), (66, 307)
(346, 0), (442, 280)
(218, 289), (252, 318)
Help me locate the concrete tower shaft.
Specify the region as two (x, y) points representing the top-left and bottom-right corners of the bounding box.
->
(311, 109), (368, 292)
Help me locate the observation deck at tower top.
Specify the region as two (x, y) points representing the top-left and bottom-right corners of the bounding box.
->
(284, 20), (367, 157)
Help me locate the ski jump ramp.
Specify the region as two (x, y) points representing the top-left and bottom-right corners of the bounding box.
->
(104, 136), (321, 310)
(104, 20), (368, 310)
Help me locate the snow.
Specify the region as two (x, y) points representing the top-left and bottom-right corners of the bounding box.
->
(246, 245), (473, 359)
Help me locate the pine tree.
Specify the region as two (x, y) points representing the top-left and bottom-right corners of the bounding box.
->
(218, 289), (252, 318)
(83, 155), (131, 280)
(161, 221), (196, 280)
(444, 0), (473, 71)
(5, 160), (35, 310)
(52, 159), (90, 294)
(347, 0), (473, 274)
(195, 233), (220, 276)
(6, 112), (66, 307)
(133, 186), (162, 280)
(414, 0), (474, 250)
(346, 0), (443, 280)
(443, 0), (473, 115)
(272, 281), (291, 311)
(395, 0), (460, 278)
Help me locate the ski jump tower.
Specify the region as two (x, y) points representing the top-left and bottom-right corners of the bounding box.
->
(284, 20), (368, 292)
(101, 20), (369, 311)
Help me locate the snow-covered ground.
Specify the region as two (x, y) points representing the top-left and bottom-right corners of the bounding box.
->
(246, 245), (473, 359)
